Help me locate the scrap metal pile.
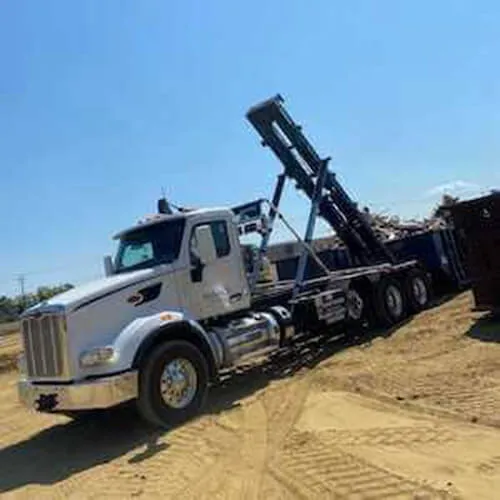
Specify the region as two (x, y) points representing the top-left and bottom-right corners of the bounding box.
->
(268, 195), (458, 261)
(360, 194), (459, 242)
(312, 195), (457, 251)
(360, 207), (449, 242)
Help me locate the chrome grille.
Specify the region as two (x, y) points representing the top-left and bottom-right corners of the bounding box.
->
(22, 313), (66, 377)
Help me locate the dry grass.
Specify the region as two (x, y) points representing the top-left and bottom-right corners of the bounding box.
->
(0, 322), (21, 373)
(0, 322), (19, 337)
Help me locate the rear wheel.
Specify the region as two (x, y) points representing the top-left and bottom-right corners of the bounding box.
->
(346, 287), (367, 327)
(405, 269), (432, 313)
(374, 277), (407, 327)
(137, 340), (209, 428)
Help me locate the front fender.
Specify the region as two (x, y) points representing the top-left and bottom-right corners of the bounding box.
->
(109, 311), (223, 376)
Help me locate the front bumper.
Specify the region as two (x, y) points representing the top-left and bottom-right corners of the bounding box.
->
(18, 371), (138, 412)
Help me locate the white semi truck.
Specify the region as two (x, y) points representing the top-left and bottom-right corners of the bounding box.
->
(18, 96), (431, 427)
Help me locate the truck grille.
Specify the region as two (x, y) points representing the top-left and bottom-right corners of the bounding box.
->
(21, 314), (67, 377)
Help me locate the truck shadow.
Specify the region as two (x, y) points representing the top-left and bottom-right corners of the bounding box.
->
(205, 319), (408, 416)
(466, 313), (500, 343)
(0, 404), (168, 494)
(0, 295), (455, 494)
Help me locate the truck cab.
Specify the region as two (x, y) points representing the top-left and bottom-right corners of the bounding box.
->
(111, 208), (251, 319)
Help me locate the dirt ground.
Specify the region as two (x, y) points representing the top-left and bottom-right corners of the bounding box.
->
(2, 292), (500, 499)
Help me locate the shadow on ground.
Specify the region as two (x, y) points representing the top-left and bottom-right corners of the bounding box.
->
(0, 404), (169, 494)
(466, 313), (500, 342)
(0, 294), (456, 494)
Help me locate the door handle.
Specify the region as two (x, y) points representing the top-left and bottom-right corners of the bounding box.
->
(190, 259), (205, 283)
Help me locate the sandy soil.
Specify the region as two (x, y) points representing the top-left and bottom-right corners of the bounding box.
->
(1, 292), (500, 499)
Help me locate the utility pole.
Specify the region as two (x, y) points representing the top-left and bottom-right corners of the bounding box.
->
(17, 274), (26, 312)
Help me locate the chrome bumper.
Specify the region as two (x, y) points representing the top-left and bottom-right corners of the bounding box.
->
(18, 371), (138, 412)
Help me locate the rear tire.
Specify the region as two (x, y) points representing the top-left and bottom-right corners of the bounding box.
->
(345, 287), (368, 329)
(374, 277), (407, 327)
(404, 268), (432, 313)
(137, 340), (209, 429)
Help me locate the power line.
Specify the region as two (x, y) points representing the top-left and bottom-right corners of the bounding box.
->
(17, 274), (26, 310)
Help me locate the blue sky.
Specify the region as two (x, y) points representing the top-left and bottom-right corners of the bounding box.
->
(1, 0), (499, 296)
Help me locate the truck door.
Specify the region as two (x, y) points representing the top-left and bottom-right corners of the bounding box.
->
(182, 218), (250, 319)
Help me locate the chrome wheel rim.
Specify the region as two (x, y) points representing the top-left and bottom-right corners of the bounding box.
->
(386, 285), (403, 319)
(412, 277), (428, 306)
(346, 289), (364, 321)
(160, 358), (197, 409)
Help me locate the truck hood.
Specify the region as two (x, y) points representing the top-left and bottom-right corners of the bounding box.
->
(26, 268), (157, 314)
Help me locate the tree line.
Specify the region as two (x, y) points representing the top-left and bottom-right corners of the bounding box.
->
(0, 284), (73, 323)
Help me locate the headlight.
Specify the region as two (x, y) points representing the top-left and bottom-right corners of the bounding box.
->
(79, 346), (116, 367)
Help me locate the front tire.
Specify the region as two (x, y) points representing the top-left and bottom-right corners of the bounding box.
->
(137, 340), (209, 428)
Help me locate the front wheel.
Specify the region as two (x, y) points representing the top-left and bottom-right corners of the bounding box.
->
(137, 340), (209, 428)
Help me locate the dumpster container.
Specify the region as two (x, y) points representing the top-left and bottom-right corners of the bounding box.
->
(451, 192), (500, 312)
(386, 229), (469, 293)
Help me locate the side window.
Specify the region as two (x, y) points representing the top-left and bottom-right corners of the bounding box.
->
(190, 220), (231, 263)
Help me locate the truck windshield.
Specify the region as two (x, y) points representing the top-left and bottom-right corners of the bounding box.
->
(114, 219), (186, 273)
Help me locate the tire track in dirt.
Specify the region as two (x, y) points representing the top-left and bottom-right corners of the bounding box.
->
(318, 425), (457, 448)
(53, 418), (228, 499)
(262, 374), (313, 451)
(346, 368), (500, 427)
(183, 399), (270, 499)
(180, 373), (312, 499)
(180, 401), (266, 499)
(261, 378), (455, 498)
(269, 431), (453, 499)
(239, 400), (268, 498)
(258, 374), (314, 498)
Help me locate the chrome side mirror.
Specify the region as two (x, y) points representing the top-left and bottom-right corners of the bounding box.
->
(103, 255), (114, 276)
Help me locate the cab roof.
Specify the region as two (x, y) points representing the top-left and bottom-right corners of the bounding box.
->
(113, 207), (232, 240)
